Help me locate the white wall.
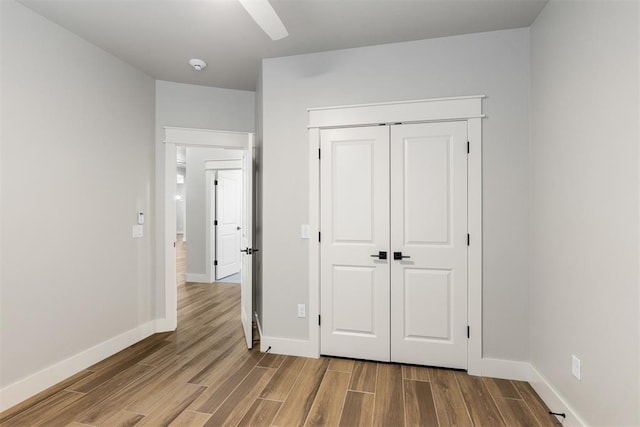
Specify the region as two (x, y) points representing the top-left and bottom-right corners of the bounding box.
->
(261, 29), (531, 360)
(155, 81), (254, 314)
(0, 0), (155, 396)
(185, 147), (241, 277)
(530, 1), (639, 425)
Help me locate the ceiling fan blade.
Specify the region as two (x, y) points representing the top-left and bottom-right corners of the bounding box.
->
(238, 0), (289, 41)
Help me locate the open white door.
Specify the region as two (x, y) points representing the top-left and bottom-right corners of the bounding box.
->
(215, 170), (242, 280)
(240, 138), (254, 349)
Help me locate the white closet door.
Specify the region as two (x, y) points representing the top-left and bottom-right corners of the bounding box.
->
(320, 126), (391, 362)
(390, 122), (468, 369)
(216, 170), (242, 280)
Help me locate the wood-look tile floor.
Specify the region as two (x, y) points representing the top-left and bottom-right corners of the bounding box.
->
(0, 282), (560, 427)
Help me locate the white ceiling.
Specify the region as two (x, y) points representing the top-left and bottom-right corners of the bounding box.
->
(19, 0), (547, 91)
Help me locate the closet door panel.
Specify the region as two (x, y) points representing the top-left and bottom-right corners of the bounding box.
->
(320, 126), (391, 362)
(390, 121), (468, 369)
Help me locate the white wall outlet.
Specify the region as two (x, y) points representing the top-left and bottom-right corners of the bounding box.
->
(301, 224), (310, 239)
(572, 355), (581, 380)
(297, 304), (306, 318)
(132, 225), (144, 238)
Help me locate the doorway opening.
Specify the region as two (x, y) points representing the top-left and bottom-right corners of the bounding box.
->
(162, 127), (255, 349)
(175, 148), (244, 286)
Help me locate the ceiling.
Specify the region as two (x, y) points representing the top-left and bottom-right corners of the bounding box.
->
(20, 0), (547, 91)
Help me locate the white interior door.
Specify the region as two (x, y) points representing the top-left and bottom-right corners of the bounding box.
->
(390, 121), (468, 369)
(240, 140), (254, 349)
(216, 170), (242, 280)
(320, 126), (391, 362)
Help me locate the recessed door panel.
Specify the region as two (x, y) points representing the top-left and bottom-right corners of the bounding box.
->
(332, 266), (375, 335)
(333, 143), (374, 243)
(403, 269), (451, 341)
(404, 136), (451, 245)
(391, 121), (468, 369)
(320, 126), (390, 362)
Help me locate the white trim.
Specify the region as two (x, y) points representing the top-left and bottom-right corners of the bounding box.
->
(205, 170), (216, 284)
(307, 95), (486, 111)
(480, 358), (530, 381)
(186, 273), (210, 283)
(529, 365), (587, 426)
(308, 127), (321, 358)
(163, 142), (178, 331)
(205, 159), (242, 170)
(154, 317), (175, 332)
(308, 96), (485, 129)
(0, 321), (156, 412)
(467, 117), (483, 376)
(164, 127), (249, 148)
(260, 335), (318, 358)
(308, 96), (483, 371)
(161, 127), (254, 332)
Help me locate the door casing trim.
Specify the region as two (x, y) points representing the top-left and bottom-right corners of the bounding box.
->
(160, 127), (254, 331)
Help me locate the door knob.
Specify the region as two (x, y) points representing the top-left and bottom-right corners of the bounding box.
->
(240, 248), (252, 254)
(393, 252), (411, 260)
(370, 251), (387, 260)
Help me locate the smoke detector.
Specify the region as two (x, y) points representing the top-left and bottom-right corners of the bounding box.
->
(189, 58), (207, 71)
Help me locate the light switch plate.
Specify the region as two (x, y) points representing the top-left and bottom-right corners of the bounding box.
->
(572, 355), (581, 380)
(132, 225), (144, 238)
(301, 224), (310, 239)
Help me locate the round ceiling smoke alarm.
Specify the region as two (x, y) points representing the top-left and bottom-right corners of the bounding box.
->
(189, 58), (207, 71)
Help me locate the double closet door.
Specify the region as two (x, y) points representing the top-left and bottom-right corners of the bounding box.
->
(320, 121), (468, 369)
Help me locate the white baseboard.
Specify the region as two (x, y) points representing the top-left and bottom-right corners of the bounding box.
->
(260, 336), (318, 358)
(481, 357), (531, 381)
(0, 321), (157, 412)
(185, 273), (210, 283)
(154, 317), (177, 333)
(528, 365), (586, 426)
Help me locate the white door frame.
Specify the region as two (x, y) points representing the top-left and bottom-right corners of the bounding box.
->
(161, 127), (254, 331)
(308, 96), (484, 375)
(205, 169), (216, 283)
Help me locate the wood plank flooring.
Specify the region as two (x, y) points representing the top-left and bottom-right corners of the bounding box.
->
(0, 282), (560, 427)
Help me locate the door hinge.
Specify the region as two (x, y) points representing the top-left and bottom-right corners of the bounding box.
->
(467, 141), (470, 154)
(318, 148), (321, 159)
(214, 220), (218, 226)
(318, 315), (321, 326)
(214, 260), (218, 266)
(214, 180), (218, 186)
(318, 231), (321, 242)
(467, 234), (470, 246)
(467, 325), (470, 339)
